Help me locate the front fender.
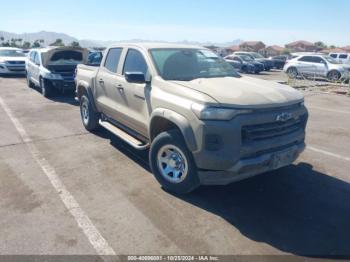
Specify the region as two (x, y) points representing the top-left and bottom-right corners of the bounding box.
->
(150, 108), (198, 152)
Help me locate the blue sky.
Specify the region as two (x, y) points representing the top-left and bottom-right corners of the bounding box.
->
(2, 0), (350, 45)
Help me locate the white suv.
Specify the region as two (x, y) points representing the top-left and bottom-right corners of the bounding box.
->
(0, 47), (27, 75)
(283, 54), (350, 81)
(26, 47), (88, 97)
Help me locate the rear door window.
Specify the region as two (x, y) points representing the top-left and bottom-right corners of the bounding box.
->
(339, 54), (348, 59)
(104, 48), (122, 73)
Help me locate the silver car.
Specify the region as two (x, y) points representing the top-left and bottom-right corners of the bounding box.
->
(283, 54), (350, 81)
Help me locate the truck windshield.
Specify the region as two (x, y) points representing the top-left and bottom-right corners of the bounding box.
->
(150, 48), (240, 81)
(49, 50), (83, 65)
(0, 50), (26, 57)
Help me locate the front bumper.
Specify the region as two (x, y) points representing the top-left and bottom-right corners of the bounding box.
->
(190, 103), (308, 185)
(45, 78), (76, 91)
(198, 142), (305, 185)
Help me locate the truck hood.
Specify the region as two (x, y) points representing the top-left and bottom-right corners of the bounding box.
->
(171, 76), (304, 107)
(42, 47), (88, 68)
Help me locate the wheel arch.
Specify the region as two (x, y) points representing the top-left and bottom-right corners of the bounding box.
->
(76, 81), (98, 112)
(149, 109), (198, 152)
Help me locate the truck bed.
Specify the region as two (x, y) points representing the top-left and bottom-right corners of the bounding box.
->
(75, 64), (99, 93)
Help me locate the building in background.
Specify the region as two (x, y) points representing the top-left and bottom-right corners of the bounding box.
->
(260, 45), (285, 57)
(239, 41), (266, 52)
(285, 40), (316, 52)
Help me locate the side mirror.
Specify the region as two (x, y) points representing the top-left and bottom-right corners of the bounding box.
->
(125, 72), (147, 84)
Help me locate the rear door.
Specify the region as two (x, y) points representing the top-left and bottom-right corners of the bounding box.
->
(94, 47), (126, 121)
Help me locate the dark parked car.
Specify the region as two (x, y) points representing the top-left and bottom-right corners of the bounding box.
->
(225, 55), (264, 74)
(234, 51), (274, 71)
(87, 51), (103, 66)
(268, 55), (289, 69)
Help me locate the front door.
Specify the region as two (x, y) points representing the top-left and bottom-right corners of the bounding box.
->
(114, 48), (150, 137)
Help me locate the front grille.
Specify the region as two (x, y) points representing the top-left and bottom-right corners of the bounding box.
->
(242, 116), (305, 142)
(6, 61), (25, 65)
(7, 66), (25, 72)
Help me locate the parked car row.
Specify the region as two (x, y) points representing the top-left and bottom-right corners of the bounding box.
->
(225, 54), (264, 74)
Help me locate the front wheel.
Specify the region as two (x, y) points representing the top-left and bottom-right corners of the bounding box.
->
(40, 78), (53, 98)
(80, 93), (100, 131)
(327, 70), (341, 82)
(149, 130), (200, 194)
(26, 73), (35, 88)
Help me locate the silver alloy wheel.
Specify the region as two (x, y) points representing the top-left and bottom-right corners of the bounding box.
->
(287, 67), (298, 78)
(81, 97), (90, 125)
(328, 71), (340, 81)
(157, 145), (189, 184)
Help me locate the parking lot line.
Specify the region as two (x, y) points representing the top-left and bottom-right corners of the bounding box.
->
(307, 146), (350, 162)
(307, 106), (350, 115)
(0, 96), (116, 257)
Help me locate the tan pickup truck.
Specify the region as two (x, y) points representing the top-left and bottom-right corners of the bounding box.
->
(75, 43), (308, 194)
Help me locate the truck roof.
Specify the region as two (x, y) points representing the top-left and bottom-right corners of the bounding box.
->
(107, 42), (205, 50)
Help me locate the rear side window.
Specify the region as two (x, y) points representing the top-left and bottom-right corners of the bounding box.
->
(104, 48), (122, 73)
(123, 49), (148, 75)
(339, 54), (348, 59)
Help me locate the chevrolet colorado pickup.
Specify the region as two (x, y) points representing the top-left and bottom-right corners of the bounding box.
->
(75, 43), (308, 194)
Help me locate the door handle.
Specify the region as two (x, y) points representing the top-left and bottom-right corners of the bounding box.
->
(115, 84), (124, 92)
(98, 78), (104, 84)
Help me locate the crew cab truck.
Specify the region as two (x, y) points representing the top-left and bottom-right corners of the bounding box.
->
(75, 43), (308, 194)
(26, 47), (88, 97)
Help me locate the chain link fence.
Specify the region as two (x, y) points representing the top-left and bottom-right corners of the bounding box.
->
(286, 66), (350, 95)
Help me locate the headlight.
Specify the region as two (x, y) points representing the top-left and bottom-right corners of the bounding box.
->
(191, 103), (251, 121)
(42, 72), (63, 80)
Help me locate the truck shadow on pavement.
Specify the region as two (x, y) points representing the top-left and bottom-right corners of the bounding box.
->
(176, 163), (350, 257)
(94, 130), (350, 257)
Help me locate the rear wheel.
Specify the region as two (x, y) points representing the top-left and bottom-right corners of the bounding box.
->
(80, 93), (100, 131)
(287, 67), (298, 78)
(327, 70), (341, 82)
(150, 130), (200, 194)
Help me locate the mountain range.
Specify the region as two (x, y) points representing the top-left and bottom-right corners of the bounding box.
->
(0, 30), (243, 48)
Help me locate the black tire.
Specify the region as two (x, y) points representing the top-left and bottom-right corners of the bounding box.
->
(26, 73), (35, 88)
(327, 70), (341, 82)
(287, 67), (298, 78)
(40, 77), (53, 98)
(80, 93), (100, 131)
(149, 130), (200, 194)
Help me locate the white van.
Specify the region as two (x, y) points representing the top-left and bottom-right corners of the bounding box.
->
(329, 53), (350, 64)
